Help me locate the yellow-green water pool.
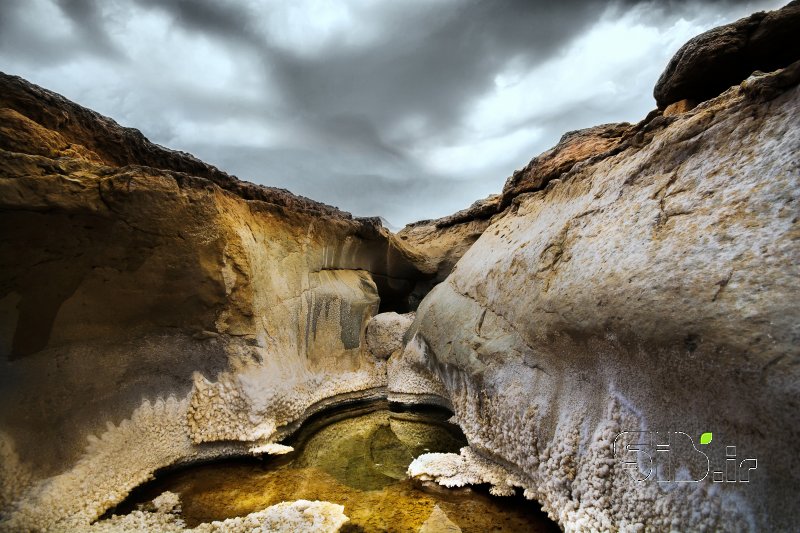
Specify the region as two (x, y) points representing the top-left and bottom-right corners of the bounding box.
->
(114, 402), (560, 532)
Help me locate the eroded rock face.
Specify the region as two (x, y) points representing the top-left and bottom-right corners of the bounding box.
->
(398, 196), (500, 290)
(500, 123), (635, 209)
(407, 67), (800, 531)
(653, 0), (800, 108)
(0, 72), (427, 529)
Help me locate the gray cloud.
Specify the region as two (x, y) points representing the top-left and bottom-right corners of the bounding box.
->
(0, 0), (786, 226)
(55, 0), (126, 59)
(186, 143), (495, 226)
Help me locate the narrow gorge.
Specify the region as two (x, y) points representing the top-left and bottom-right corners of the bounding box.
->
(1, 3), (799, 532)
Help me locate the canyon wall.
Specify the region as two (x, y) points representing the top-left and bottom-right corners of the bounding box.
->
(0, 73), (431, 530)
(406, 36), (799, 533)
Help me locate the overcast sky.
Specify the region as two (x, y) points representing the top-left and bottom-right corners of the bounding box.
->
(0, 0), (785, 227)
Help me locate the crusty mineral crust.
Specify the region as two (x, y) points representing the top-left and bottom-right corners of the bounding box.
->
(90, 495), (349, 533)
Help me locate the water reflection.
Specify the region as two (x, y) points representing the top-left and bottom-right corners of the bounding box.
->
(117, 402), (560, 532)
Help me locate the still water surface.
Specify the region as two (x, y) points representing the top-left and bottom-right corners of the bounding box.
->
(117, 402), (560, 532)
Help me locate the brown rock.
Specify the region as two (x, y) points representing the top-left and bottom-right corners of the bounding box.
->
(653, 1), (800, 108)
(0, 72), (355, 216)
(500, 122), (634, 208)
(662, 98), (697, 117)
(398, 195), (501, 285)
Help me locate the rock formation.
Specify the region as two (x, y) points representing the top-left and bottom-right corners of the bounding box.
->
(91, 495), (349, 533)
(1, 2), (799, 531)
(653, 0), (800, 108)
(405, 52), (800, 533)
(398, 195), (501, 282)
(0, 72), (431, 530)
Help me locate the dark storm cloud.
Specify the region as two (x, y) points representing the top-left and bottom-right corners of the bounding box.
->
(132, 0), (262, 47)
(128, 0), (765, 143)
(0, 0), (74, 64)
(267, 1), (604, 134)
(0, 0), (123, 62)
(131, 0), (611, 148)
(55, 0), (125, 59)
(0, 0), (785, 225)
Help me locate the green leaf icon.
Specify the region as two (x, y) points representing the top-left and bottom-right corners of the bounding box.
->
(700, 432), (713, 445)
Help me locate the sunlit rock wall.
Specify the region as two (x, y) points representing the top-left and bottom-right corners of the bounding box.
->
(0, 73), (426, 529)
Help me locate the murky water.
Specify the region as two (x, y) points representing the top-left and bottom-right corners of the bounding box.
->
(116, 402), (560, 532)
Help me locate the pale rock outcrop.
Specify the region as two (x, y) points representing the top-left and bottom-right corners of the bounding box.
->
(398, 196), (501, 290)
(1, 396), (228, 530)
(387, 332), (450, 408)
(407, 65), (800, 531)
(1, 5), (798, 531)
(499, 123), (635, 210)
(249, 443), (294, 455)
(186, 356), (388, 445)
(189, 500), (348, 533)
(363, 311), (451, 407)
(396, 120), (644, 289)
(409, 447), (530, 497)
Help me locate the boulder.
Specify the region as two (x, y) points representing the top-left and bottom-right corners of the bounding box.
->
(366, 312), (415, 359)
(654, 1), (800, 108)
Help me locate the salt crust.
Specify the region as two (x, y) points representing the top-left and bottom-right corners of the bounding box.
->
(0, 313), (439, 532)
(91, 492), (349, 533)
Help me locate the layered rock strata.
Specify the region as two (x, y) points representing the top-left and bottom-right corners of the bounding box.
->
(398, 197), (500, 278)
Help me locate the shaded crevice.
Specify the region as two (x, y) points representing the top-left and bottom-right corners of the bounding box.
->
(373, 272), (434, 313)
(308, 267), (434, 314)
